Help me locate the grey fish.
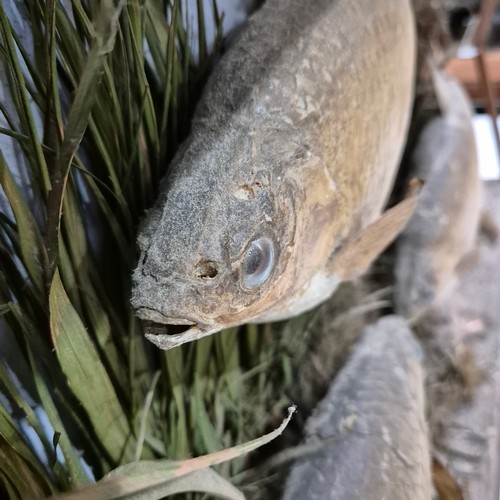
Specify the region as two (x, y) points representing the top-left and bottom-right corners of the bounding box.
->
(283, 315), (431, 500)
(132, 0), (417, 349)
(394, 68), (481, 318)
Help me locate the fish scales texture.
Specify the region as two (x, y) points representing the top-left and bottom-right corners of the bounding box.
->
(394, 70), (481, 318)
(283, 316), (431, 500)
(132, 0), (416, 348)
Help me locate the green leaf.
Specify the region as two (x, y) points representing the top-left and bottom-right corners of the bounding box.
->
(56, 0), (126, 176)
(0, 404), (52, 487)
(134, 371), (160, 462)
(49, 270), (135, 464)
(164, 349), (188, 459)
(0, 153), (46, 294)
(61, 178), (127, 391)
(215, 328), (240, 400)
(0, 3), (52, 193)
(25, 342), (90, 487)
(192, 376), (221, 453)
(44, 0), (127, 273)
(0, 363), (53, 462)
(0, 435), (52, 499)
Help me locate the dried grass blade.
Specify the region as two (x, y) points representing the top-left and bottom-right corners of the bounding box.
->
(196, 0), (208, 62)
(45, 0), (125, 273)
(126, 8), (160, 164)
(55, 406), (296, 500)
(43, 0), (64, 144)
(57, 467), (245, 500)
(158, 1), (178, 141)
(0, 2), (51, 193)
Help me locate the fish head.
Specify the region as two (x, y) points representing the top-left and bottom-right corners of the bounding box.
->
(131, 125), (307, 349)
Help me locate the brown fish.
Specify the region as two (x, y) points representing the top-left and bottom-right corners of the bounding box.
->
(283, 315), (431, 500)
(132, 0), (417, 349)
(394, 68), (481, 318)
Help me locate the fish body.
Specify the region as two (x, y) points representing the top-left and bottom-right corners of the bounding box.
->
(283, 316), (431, 500)
(132, 0), (417, 348)
(394, 69), (481, 318)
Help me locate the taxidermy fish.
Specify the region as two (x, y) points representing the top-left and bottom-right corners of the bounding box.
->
(132, 0), (417, 349)
(394, 68), (481, 318)
(283, 316), (431, 500)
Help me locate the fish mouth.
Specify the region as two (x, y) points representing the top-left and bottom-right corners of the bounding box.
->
(136, 308), (214, 349)
(142, 319), (205, 349)
(142, 320), (197, 336)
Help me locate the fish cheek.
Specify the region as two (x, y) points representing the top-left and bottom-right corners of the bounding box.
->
(206, 179), (297, 324)
(192, 268), (248, 320)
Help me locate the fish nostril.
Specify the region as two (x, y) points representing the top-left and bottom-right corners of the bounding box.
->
(194, 260), (219, 280)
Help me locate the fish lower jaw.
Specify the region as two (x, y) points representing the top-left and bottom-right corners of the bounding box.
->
(135, 306), (224, 349)
(143, 321), (223, 350)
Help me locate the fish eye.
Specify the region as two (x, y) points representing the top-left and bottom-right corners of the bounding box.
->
(242, 238), (274, 289)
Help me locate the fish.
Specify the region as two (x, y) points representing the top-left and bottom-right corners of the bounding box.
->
(131, 0), (417, 349)
(282, 315), (431, 500)
(394, 68), (481, 318)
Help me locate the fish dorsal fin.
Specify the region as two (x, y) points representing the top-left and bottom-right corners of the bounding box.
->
(330, 179), (423, 282)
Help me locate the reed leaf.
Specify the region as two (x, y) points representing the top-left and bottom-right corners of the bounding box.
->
(25, 342), (90, 487)
(45, 0), (126, 275)
(0, 404), (53, 487)
(0, 435), (52, 499)
(0, 1), (51, 193)
(55, 406), (296, 500)
(0, 154), (45, 295)
(49, 271), (135, 464)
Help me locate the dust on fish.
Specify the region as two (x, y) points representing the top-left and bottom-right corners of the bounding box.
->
(394, 67), (482, 318)
(132, 0), (417, 349)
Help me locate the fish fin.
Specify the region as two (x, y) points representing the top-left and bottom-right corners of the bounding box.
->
(331, 179), (423, 282)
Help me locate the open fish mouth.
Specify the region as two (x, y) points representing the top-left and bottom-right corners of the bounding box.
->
(142, 319), (206, 349)
(141, 320), (197, 336)
(135, 308), (213, 349)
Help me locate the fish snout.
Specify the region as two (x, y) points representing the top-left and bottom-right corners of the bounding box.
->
(131, 274), (198, 322)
